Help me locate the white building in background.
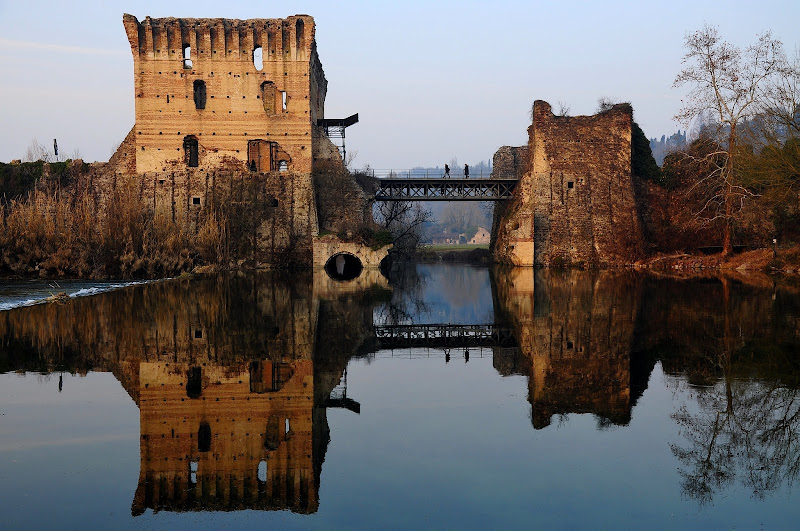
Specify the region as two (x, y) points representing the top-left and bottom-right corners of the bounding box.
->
(469, 227), (490, 245)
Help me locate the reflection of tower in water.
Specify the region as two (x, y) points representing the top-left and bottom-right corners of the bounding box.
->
(132, 358), (318, 515)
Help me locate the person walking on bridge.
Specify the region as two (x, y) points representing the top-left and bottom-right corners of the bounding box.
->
(444, 164), (450, 178)
(464, 164), (469, 179)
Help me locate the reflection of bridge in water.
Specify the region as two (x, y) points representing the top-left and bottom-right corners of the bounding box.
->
(3, 268), (799, 517)
(373, 324), (516, 349)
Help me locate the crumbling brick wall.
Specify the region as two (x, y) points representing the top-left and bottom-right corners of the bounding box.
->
(493, 100), (644, 266)
(490, 145), (529, 256)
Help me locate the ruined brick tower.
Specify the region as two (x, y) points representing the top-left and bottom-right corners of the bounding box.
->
(115, 14), (368, 267)
(493, 100), (644, 266)
(122, 14), (328, 174)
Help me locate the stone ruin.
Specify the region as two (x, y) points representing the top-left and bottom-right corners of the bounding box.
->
(88, 14), (386, 270)
(492, 100), (644, 267)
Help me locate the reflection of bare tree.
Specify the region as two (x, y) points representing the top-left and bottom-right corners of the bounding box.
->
(374, 263), (430, 325)
(672, 376), (800, 504)
(670, 278), (800, 504)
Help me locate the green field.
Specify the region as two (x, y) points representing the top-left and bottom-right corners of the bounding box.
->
(423, 244), (489, 251)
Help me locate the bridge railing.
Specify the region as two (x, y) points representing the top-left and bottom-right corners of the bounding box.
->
(373, 323), (517, 348)
(368, 168), (508, 179)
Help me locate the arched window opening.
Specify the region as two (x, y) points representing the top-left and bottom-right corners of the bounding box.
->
(324, 253), (363, 281)
(187, 366), (202, 397)
(295, 19), (305, 58)
(198, 421), (211, 452)
(261, 81), (276, 115)
(257, 460), (267, 483)
(253, 45), (263, 71)
(193, 80), (206, 110)
(281, 91), (287, 111)
(183, 136), (199, 168)
(183, 44), (192, 69)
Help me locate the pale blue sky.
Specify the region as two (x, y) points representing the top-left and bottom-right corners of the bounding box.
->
(1, 0), (798, 168)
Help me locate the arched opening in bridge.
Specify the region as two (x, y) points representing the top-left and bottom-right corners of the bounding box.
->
(379, 254), (392, 277)
(324, 253), (363, 281)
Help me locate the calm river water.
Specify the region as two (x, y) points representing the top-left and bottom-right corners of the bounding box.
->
(1, 264), (799, 528)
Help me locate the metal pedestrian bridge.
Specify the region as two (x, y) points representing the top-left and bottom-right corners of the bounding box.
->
(369, 168), (519, 201)
(375, 177), (518, 201)
(373, 324), (517, 349)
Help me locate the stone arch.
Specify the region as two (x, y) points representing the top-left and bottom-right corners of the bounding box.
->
(324, 252), (363, 281)
(313, 236), (392, 272)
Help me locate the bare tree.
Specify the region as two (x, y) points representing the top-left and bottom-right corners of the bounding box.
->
(556, 101), (571, 117)
(673, 26), (787, 255)
(375, 201), (432, 257)
(24, 138), (52, 162)
(749, 49), (800, 197)
(442, 202), (483, 235)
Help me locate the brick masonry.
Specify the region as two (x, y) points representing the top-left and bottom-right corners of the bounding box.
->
(493, 100), (644, 267)
(104, 14), (381, 269)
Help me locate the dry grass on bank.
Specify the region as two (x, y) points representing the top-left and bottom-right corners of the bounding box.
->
(0, 181), (225, 279)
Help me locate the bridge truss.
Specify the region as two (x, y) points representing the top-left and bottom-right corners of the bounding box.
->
(374, 178), (518, 201)
(374, 324), (517, 349)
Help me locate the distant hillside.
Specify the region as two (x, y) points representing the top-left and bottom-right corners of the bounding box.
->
(649, 130), (687, 166)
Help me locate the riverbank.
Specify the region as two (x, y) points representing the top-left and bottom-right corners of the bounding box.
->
(415, 245), (491, 264)
(414, 244), (800, 274)
(636, 245), (800, 274)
